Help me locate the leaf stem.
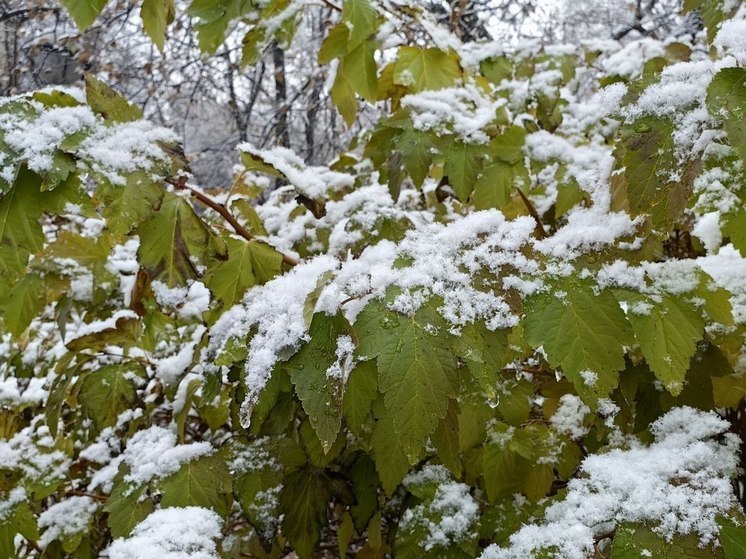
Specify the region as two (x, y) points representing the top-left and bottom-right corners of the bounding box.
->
(166, 176), (299, 266)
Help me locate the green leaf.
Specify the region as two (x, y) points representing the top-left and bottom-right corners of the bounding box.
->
(614, 116), (693, 231)
(174, 377), (200, 439)
(0, 168), (48, 256)
(481, 444), (528, 502)
(707, 67), (746, 164)
(48, 230), (111, 267)
(524, 463), (553, 501)
(353, 298), (391, 360)
(234, 469), (281, 544)
(343, 360), (378, 434)
(374, 306), (457, 459)
(444, 142), (482, 201)
(98, 172), (164, 235)
(491, 125), (526, 165)
(393, 47), (461, 92)
(204, 238), (281, 308)
(60, 0), (109, 29)
(188, 0), (253, 53)
(300, 420), (344, 468)
(497, 379), (533, 426)
(280, 470), (331, 559)
(66, 313), (141, 352)
(348, 453), (379, 533)
(719, 519), (746, 559)
(611, 525), (723, 558)
(230, 198), (268, 235)
(555, 177), (586, 216)
(137, 192), (219, 287)
(524, 287), (633, 401)
(473, 161), (528, 210)
(626, 295), (703, 396)
(340, 39), (379, 102)
(454, 323), (508, 397)
(85, 76), (143, 122)
(432, 398), (461, 476)
(480, 56), (513, 84)
(338, 511), (354, 558)
(371, 414), (412, 495)
(319, 23), (350, 64)
(287, 312), (351, 452)
(0, 273), (45, 337)
(397, 128), (434, 188)
(159, 453), (232, 515)
(79, 364), (139, 429)
(331, 64), (359, 126)
(725, 210), (746, 253)
(343, 0), (377, 51)
(141, 0), (175, 51)
(39, 151), (76, 191)
(104, 482), (152, 538)
(0, 502), (39, 557)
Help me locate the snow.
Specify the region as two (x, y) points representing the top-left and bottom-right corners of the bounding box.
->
(699, 245), (746, 324)
(38, 496), (98, 547)
(0, 487), (26, 521)
(550, 394), (591, 439)
(326, 335), (356, 383)
(154, 325), (206, 385)
(82, 120), (178, 184)
(600, 38), (665, 79)
(692, 211), (722, 253)
(108, 507), (222, 559)
(401, 84), (507, 143)
(535, 207), (641, 259)
(562, 83), (627, 135)
(0, 377), (46, 406)
(121, 426), (213, 486)
(237, 143), (354, 198)
(402, 465), (480, 552)
(106, 238), (141, 307)
(0, 90), (177, 185)
(480, 407), (739, 559)
(625, 59), (717, 120)
(714, 18), (746, 64)
(3, 6), (746, 558)
(0, 426), (70, 487)
(2, 106), (96, 173)
(207, 254), (340, 425)
(65, 309), (139, 344)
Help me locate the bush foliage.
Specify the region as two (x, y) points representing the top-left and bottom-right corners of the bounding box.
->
(2, 0), (746, 557)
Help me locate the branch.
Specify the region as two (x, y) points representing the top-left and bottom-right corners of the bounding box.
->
(166, 176), (299, 267)
(0, 6), (59, 23)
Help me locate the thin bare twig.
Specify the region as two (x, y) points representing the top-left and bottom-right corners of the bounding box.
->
(166, 176), (299, 266)
(515, 186), (548, 239)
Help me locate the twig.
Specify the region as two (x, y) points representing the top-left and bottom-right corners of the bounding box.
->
(319, 0), (342, 11)
(166, 176), (299, 266)
(515, 187), (548, 239)
(24, 538), (42, 553)
(67, 490), (108, 501)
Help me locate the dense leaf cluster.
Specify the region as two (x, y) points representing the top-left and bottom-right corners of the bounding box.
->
(2, 0), (746, 558)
